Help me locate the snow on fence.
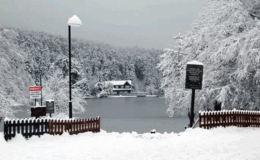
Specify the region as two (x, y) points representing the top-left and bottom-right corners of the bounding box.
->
(199, 110), (260, 129)
(3, 117), (101, 141)
(4, 118), (50, 141)
(48, 117), (100, 135)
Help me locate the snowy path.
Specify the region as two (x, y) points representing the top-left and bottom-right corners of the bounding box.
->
(0, 127), (259, 160)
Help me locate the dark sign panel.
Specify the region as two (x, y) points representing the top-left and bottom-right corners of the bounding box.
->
(185, 64), (203, 89)
(46, 101), (54, 113)
(31, 107), (46, 117)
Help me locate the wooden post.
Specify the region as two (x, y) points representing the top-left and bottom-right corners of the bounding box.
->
(256, 111), (259, 127)
(17, 120), (20, 134)
(13, 121), (16, 139)
(25, 120), (28, 139)
(21, 120), (24, 138)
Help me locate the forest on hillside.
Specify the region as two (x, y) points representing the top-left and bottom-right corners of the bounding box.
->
(0, 25), (163, 118)
(12, 27), (163, 94)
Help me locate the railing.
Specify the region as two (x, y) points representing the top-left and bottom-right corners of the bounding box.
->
(49, 117), (100, 135)
(4, 118), (49, 141)
(4, 117), (101, 141)
(199, 110), (260, 129)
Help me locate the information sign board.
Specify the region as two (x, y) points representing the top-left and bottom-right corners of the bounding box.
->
(29, 86), (41, 99)
(185, 62), (203, 90)
(46, 100), (54, 113)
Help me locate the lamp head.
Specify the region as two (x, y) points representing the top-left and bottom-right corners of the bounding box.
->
(68, 15), (82, 27)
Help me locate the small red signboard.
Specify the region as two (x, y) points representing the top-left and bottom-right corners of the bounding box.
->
(29, 86), (42, 91)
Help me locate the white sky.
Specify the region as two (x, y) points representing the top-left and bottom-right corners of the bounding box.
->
(1, 127), (259, 160)
(0, 0), (204, 49)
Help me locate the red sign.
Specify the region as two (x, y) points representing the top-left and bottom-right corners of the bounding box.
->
(29, 86), (42, 91)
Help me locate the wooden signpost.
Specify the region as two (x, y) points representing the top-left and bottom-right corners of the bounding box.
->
(185, 60), (203, 127)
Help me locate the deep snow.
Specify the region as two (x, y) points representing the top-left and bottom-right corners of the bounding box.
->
(1, 127), (260, 160)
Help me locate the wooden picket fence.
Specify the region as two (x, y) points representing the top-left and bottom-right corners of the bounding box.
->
(4, 119), (50, 141)
(4, 117), (101, 141)
(198, 110), (260, 129)
(48, 117), (100, 135)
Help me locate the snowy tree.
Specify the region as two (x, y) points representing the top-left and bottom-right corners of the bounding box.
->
(0, 28), (34, 118)
(42, 72), (85, 117)
(158, 0), (260, 117)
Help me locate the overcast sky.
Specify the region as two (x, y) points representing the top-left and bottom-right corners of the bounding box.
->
(0, 0), (204, 50)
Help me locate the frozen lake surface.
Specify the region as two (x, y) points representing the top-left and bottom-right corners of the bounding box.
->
(1, 97), (192, 134)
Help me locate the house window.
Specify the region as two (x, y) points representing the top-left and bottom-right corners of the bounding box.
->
(119, 86), (121, 88)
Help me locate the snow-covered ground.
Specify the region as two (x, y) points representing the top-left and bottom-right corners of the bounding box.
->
(1, 127), (260, 160)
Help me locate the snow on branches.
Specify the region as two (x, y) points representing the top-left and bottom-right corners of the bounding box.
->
(158, 0), (260, 117)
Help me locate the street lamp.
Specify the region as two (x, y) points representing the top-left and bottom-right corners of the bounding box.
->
(68, 15), (82, 118)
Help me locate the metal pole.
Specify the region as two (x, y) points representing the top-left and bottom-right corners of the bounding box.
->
(190, 89), (195, 127)
(69, 25), (72, 118)
(40, 74), (42, 106)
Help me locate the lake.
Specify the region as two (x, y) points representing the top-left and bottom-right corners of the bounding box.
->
(0, 97), (194, 134)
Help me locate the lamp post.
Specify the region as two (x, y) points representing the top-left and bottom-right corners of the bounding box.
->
(68, 15), (82, 118)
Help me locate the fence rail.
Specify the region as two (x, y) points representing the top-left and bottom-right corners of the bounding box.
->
(4, 117), (101, 141)
(48, 117), (100, 135)
(199, 110), (260, 129)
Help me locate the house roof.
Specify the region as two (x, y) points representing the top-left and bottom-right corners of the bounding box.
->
(106, 80), (131, 86)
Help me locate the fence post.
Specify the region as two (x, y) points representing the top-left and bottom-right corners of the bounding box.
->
(233, 111), (235, 127)
(13, 120), (16, 139)
(37, 119), (40, 137)
(8, 121), (11, 141)
(4, 120), (7, 141)
(215, 111), (218, 128)
(45, 119), (49, 134)
(21, 120), (24, 138)
(57, 119), (59, 135)
(33, 119), (36, 137)
(83, 119), (86, 132)
(17, 120), (20, 135)
(25, 120), (28, 139)
(199, 112), (201, 128)
(88, 118), (90, 132)
(76, 119), (79, 134)
(256, 111), (259, 127)
(79, 119), (82, 134)
(39, 119), (42, 136)
(98, 117), (101, 132)
(209, 112), (211, 129)
(228, 111), (230, 127)
(64, 120), (67, 134)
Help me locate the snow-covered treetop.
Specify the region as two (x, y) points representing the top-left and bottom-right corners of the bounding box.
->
(186, 60), (204, 65)
(158, 0), (260, 117)
(68, 15), (82, 26)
